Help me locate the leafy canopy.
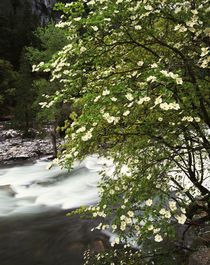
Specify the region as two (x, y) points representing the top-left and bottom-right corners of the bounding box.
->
(34, 0), (210, 264)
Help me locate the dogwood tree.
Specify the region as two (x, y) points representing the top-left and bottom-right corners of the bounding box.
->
(34, 0), (209, 263)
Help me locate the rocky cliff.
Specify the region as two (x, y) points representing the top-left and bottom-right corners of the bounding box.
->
(0, 0), (58, 24)
(30, 0), (58, 24)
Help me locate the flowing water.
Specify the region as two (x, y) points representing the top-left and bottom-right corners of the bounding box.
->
(0, 156), (108, 265)
(1, 155), (207, 265)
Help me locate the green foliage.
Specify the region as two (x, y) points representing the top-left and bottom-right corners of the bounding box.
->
(0, 4), (39, 69)
(26, 20), (69, 64)
(11, 50), (37, 135)
(35, 0), (210, 264)
(0, 2), (39, 123)
(0, 59), (19, 117)
(26, 21), (71, 134)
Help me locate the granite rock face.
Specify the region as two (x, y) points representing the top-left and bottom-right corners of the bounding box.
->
(29, 0), (58, 24)
(0, 0), (58, 24)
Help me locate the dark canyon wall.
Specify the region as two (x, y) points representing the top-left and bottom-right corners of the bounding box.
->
(0, 0), (58, 24)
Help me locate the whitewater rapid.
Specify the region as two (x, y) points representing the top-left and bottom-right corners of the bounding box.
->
(0, 156), (109, 217)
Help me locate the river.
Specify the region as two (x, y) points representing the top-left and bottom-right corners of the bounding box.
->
(0, 155), (208, 265)
(0, 156), (109, 265)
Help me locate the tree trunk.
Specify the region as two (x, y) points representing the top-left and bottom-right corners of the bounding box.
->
(50, 125), (57, 158)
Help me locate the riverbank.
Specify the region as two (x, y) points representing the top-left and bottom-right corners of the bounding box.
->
(0, 122), (62, 165)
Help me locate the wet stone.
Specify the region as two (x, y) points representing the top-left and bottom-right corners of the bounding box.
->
(0, 185), (16, 196)
(90, 240), (105, 252)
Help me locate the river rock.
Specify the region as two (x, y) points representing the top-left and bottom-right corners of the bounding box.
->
(188, 247), (210, 265)
(3, 129), (21, 139)
(0, 123), (64, 165)
(0, 184), (16, 196)
(90, 240), (105, 252)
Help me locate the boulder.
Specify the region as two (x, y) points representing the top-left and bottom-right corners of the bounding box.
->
(90, 240), (105, 252)
(0, 184), (16, 196)
(189, 247), (210, 265)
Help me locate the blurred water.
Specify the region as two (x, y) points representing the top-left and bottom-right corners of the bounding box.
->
(0, 156), (104, 216)
(0, 156), (112, 265)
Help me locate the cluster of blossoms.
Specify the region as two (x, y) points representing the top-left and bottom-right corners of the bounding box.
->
(81, 129), (93, 141)
(198, 47), (210, 68)
(154, 96), (162, 105)
(39, 102), (48, 108)
(125, 93), (134, 101)
(147, 75), (157, 83)
(64, 147), (79, 159)
(76, 126), (86, 133)
(94, 95), (101, 102)
(175, 214), (187, 224)
(32, 62), (44, 72)
(103, 113), (120, 124)
(55, 21), (72, 28)
(159, 202), (187, 224)
(137, 96), (151, 105)
(154, 234), (163, 242)
(182, 116), (201, 122)
(145, 199), (153, 206)
(159, 102), (180, 111)
(102, 89), (110, 96)
(84, 248), (148, 265)
(160, 70), (183, 85)
(123, 110), (130, 116)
